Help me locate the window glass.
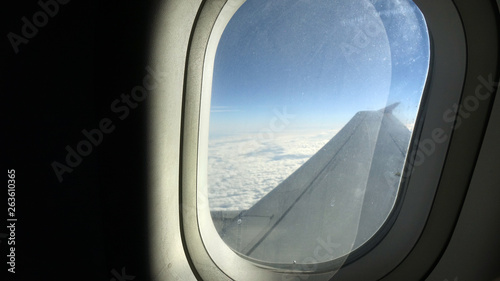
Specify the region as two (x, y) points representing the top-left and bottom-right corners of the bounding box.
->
(208, 0), (429, 264)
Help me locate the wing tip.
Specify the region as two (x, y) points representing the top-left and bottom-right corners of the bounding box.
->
(378, 102), (400, 114)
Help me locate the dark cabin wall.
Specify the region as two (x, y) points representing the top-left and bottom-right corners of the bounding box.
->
(2, 1), (160, 280)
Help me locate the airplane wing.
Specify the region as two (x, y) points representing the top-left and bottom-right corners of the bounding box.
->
(217, 104), (411, 264)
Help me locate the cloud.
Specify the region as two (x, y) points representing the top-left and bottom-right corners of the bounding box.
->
(207, 129), (337, 211)
(211, 109), (241, 113)
(405, 123), (414, 131)
(211, 106), (241, 113)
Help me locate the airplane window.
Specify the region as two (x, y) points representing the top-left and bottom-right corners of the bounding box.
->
(207, 0), (430, 265)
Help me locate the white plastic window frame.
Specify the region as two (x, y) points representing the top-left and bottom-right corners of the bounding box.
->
(148, 0), (469, 280)
(191, 0), (465, 280)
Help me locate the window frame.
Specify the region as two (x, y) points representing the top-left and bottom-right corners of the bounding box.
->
(147, 0), (499, 280)
(186, 0), (466, 280)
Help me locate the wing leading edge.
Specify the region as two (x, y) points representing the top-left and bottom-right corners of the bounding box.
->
(217, 104), (411, 264)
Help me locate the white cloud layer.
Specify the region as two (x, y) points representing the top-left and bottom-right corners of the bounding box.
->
(208, 129), (338, 211)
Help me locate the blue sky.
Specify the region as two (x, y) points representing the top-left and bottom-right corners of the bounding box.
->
(209, 0), (430, 136)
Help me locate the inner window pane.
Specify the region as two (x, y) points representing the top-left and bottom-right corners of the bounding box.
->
(208, 0), (430, 264)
